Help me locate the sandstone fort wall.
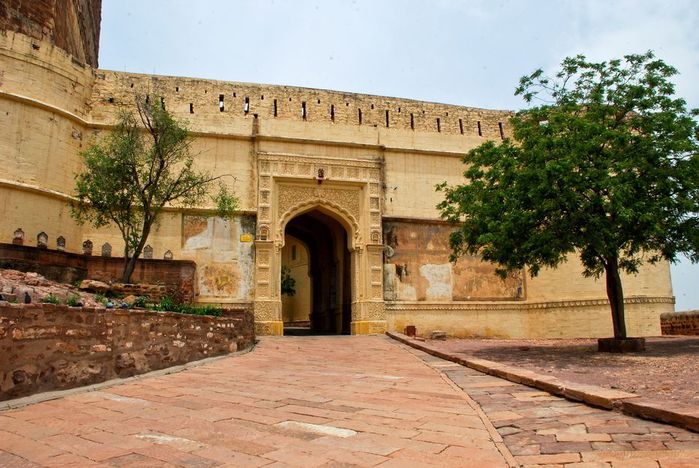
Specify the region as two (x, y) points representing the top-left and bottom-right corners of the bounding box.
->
(0, 18), (677, 337)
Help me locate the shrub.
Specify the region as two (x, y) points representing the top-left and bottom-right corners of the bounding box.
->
(133, 296), (148, 308)
(41, 294), (61, 305)
(152, 296), (222, 316)
(66, 294), (82, 307)
(94, 293), (108, 306)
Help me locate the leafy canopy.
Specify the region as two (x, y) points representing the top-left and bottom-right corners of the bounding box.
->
(72, 96), (238, 281)
(438, 52), (699, 280)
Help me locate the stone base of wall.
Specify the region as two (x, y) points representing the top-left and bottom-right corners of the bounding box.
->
(661, 311), (699, 335)
(0, 243), (196, 302)
(0, 303), (255, 401)
(387, 296), (674, 339)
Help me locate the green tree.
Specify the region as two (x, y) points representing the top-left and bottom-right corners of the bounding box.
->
(438, 52), (699, 340)
(72, 96), (238, 283)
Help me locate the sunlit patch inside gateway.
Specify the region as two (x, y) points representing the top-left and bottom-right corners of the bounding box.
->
(281, 210), (351, 335)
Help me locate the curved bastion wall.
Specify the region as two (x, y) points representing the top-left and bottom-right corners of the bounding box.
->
(0, 26), (675, 337)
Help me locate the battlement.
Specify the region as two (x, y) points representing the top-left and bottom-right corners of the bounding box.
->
(90, 70), (514, 140)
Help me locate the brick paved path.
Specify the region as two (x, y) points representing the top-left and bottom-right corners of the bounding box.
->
(0, 336), (510, 467)
(400, 343), (699, 467)
(0, 336), (697, 467)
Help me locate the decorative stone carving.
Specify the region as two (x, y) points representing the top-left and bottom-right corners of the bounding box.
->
(259, 226), (270, 241)
(254, 301), (280, 321)
(101, 243), (112, 257)
(257, 249), (270, 266)
(36, 232), (48, 249)
(143, 244), (153, 259)
(371, 230), (381, 244)
(82, 240), (93, 255)
(163, 250), (173, 260)
(56, 236), (66, 252)
(12, 228), (24, 245)
(363, 302), (386, 321)
(277, 186), (361, 221)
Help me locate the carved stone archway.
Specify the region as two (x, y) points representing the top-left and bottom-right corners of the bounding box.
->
(253, 152), (386, 335)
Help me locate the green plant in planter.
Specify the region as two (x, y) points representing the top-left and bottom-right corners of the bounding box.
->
(94, 293), (108, 306)
(133, 296), (148, 308)
(66, 294), (82, 307)
(281, 265), (296, 297)
(41, 294), (61, 305)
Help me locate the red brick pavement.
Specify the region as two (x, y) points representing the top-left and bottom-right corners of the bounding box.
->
(398, 342), (699, 467)
(0, 336), (510, 467)
(1, 336), (697, 467)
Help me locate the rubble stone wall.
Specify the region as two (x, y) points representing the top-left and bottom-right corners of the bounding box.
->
(0, 303), (255, 401)
(661, 311), (699, 336)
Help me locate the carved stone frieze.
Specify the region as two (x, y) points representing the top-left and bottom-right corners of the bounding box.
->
(257, 152), (382, 183)
(277, 185), (361, 223)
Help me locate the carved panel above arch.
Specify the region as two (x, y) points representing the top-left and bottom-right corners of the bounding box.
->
(278, 185), (361, 224)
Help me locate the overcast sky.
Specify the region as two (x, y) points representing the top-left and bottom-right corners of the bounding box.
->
(100, 0), (699, 310)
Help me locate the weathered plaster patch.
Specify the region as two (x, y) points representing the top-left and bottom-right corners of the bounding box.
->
(181, 215), (255, 300)
(397, 280), (417, 301)
(182, 216), (210, 249)
(419, 263), (453, 301)
(200, 264), (239, 296)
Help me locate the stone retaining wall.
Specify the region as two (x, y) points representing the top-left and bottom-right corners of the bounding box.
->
(661, 311), (699, 336)
(0, 303), (254, 401)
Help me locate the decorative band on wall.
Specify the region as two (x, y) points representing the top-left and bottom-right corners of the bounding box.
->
(385, 296), (675, 312)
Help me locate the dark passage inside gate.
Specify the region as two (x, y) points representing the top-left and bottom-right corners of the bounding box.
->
(282, 210), (351, 335)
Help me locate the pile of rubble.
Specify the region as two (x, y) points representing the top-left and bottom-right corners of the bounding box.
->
(0, 269), (102, 307)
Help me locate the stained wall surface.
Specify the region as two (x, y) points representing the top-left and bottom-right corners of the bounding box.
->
(0, 0), (101, 67)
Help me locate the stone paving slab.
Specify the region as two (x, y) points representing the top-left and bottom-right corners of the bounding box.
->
(394, 339), (699, 467)
(388, 331), (699, 433)
(3, 334), (699, 467)
(0, 336), (512, 467)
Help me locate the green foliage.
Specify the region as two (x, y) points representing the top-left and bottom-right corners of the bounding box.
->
(41, 294), (61, 305)
(71, 95), (240, 283)
(94, 293), (108, 306)
(66, 294), (81, 307)
(438, 52), (699, 339)
(152, 296), (222, 316)
(213, 181), (239, 219)
(281, 265), (296, 296)
(133, 296), (148, 308)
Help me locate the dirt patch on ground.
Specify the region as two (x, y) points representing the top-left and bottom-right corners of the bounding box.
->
(431, 337), (699, 404)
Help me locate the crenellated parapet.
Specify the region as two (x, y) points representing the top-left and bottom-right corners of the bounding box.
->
(89, 70), (514, 141)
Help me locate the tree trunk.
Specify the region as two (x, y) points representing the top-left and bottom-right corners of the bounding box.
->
(604, 257), (627, 339)
(121, 221), (152, 284)
(122, 255), (138, 284)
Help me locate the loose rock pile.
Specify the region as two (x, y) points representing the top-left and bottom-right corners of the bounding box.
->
(0, 269), (102, 307)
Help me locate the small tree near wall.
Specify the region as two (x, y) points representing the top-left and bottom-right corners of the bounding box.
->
(72, 96), (238, 283)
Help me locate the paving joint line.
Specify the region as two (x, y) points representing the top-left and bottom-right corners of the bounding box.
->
(384, 335), (518, 467)
(386, 331), (699, 434)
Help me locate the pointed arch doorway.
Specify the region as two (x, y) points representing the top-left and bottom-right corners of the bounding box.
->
(282, 209), (352, 335)
(252, 162), (386, 336)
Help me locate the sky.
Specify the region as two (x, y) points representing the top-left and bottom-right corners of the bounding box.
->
(100, 0), (699, 310)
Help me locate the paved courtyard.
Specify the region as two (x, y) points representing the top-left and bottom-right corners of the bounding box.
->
(0, 336), (698, 467)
